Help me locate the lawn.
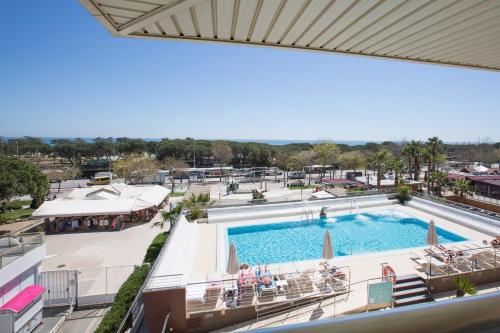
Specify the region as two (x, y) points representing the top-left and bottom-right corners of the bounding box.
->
(168, 192), (185, 197)
(0, 208), (35, 224)
(288, 185), (320, 190)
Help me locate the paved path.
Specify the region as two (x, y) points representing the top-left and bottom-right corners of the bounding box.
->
(59, 307), (109, 333)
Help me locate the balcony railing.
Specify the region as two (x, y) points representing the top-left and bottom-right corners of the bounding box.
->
(0, 232), (45, 269)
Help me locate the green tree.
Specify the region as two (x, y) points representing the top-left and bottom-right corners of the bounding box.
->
(162, 158), (189, 192)
(430, 171), (448, 197)
(390, 159), (405, 189)
(369, 149), (393, 188)
(427, 136), (443, 173)
(313, 142), (339, 179)
(0, 156), (49, 209)
(212, 141), (233, 181)
(453, 178), (473, 199)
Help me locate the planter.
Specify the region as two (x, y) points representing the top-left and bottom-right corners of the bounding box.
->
(249, 199), (267, 204)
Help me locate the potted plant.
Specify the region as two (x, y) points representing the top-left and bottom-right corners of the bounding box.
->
(454, 276), (477, 297)
(250, 189), (266, 203)
(396, 185), (411, 204)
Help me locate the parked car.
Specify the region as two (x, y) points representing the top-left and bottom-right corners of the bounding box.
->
(288, 171), (306, 179)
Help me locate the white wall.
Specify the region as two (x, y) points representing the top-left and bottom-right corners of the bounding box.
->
(208, 194), (395, 223)
(0, 244), (45, 306)
(408, 197), (500, 236)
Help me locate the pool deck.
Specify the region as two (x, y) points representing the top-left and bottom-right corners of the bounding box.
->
(186, 203), (493, 329)
(192, 204), (489, 278)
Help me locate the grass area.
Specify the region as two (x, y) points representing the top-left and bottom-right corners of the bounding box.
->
(288, 185), (320, 190)
(168, 192), (185, 197)
(3, 200), (32, 210)
(0, 208), (35, 224)
(95, 232), (169, 333)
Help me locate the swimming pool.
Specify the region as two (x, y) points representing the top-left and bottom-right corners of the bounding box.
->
(227, 209), (467, 265)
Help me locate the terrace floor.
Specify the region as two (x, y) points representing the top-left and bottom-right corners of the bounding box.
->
(188, 203), (494, 330)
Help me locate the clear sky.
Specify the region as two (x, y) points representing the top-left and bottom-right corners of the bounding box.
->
(1, 1), (499, 143)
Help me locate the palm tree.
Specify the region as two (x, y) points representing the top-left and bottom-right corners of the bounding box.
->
(151, 210), (172, 230)
(453, 178), (472, 200)
(369, 150), (391, 189)
(430, 171), (448, 197)
(402, 144), (413, 180)
(427, 136), (443, 173)
(403, 141), (423, 181)
(454, 276), (477, 297)
(421, 146), (432, 193)
(390, 159), (405, 189)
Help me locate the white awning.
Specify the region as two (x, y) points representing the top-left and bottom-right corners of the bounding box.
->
(33, 184), (169, 217)
(81, 0), (500, 71)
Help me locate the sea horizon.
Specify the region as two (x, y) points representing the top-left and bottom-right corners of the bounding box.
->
(3, 136), (379, 146)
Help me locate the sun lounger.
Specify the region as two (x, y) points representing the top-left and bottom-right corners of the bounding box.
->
(298, 269), (315, 294)
(238, 283), (255, 307)
(257, 286), (277, 303)
(186, 285), (221, 312)
(285, 277), (301, 299)
(413, 257), (456, 276)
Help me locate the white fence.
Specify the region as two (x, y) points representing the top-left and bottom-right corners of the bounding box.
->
(40, 265), (136, 307)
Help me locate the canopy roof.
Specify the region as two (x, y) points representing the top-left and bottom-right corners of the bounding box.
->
(81, 0), (500, 71)
(33, 184), (169, 218)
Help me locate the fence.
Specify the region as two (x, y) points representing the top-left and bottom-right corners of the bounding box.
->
(40, 265), (136, 307)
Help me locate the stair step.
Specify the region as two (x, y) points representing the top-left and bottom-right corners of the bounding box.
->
(394, 294), (433, 307)
(393, 287), (427, 299)
(395, 274), (422, 284)
(393, 280), (425, 292)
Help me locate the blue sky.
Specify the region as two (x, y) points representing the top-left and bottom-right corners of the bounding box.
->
(1, 2), (499, 143)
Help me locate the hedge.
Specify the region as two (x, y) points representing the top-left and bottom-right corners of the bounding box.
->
(95, 232), (168, 333)
(143, 232), (168, 264)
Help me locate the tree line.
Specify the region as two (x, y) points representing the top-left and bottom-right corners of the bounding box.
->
(1, 136), (498, 168)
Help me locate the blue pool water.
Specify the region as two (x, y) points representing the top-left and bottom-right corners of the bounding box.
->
(227, 209), (467, 265)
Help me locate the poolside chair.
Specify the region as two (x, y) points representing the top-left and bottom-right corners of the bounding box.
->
(285, 278), (301, 299)
(257, 287), (277, 303)
(413, 257), (455, 276)
(186, 286), (221, 312)
(298, 269), (315, 294)
(238, 283), (255, 307)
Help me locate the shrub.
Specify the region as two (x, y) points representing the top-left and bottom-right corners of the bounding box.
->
(94, 265), (150, 333)
(143, 232), (168, 264)
(396, 185), (411, 204)
(252, 190), (265, 200)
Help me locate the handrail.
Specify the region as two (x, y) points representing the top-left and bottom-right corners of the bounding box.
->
(364, 239), (381, 250)
(338, 241), (353, 256)
(0, 232), (45, 269)
(412, 192), (500, 222)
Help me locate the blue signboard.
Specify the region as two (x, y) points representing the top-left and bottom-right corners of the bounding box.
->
(368, 281), (393, 305)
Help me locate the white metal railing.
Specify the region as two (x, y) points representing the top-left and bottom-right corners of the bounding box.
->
(184, 265), (351, 315)
(410, 243), (500, 279)
(0, 232), (45, 269)
(144, 274), (184, 291)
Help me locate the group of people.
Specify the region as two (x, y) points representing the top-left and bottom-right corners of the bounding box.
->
(238, 263), (275, 288)
(44, 215), (125, 233)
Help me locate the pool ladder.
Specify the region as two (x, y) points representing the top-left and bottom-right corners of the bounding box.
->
(364, 239), (381, 251)
(338, 241), (353, 256)
(302, 209), (314, 222)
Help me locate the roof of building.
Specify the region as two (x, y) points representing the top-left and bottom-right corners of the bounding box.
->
(81, 0), (500, 71)
(32, 184), (169, 218)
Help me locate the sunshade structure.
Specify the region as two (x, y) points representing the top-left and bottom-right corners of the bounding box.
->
(426, 219), (439, 247)
(32, 184), (169, 218)
(226, 243), (239, 275)
(82, 0), (500, 71)
(323, 230), (334, 261)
